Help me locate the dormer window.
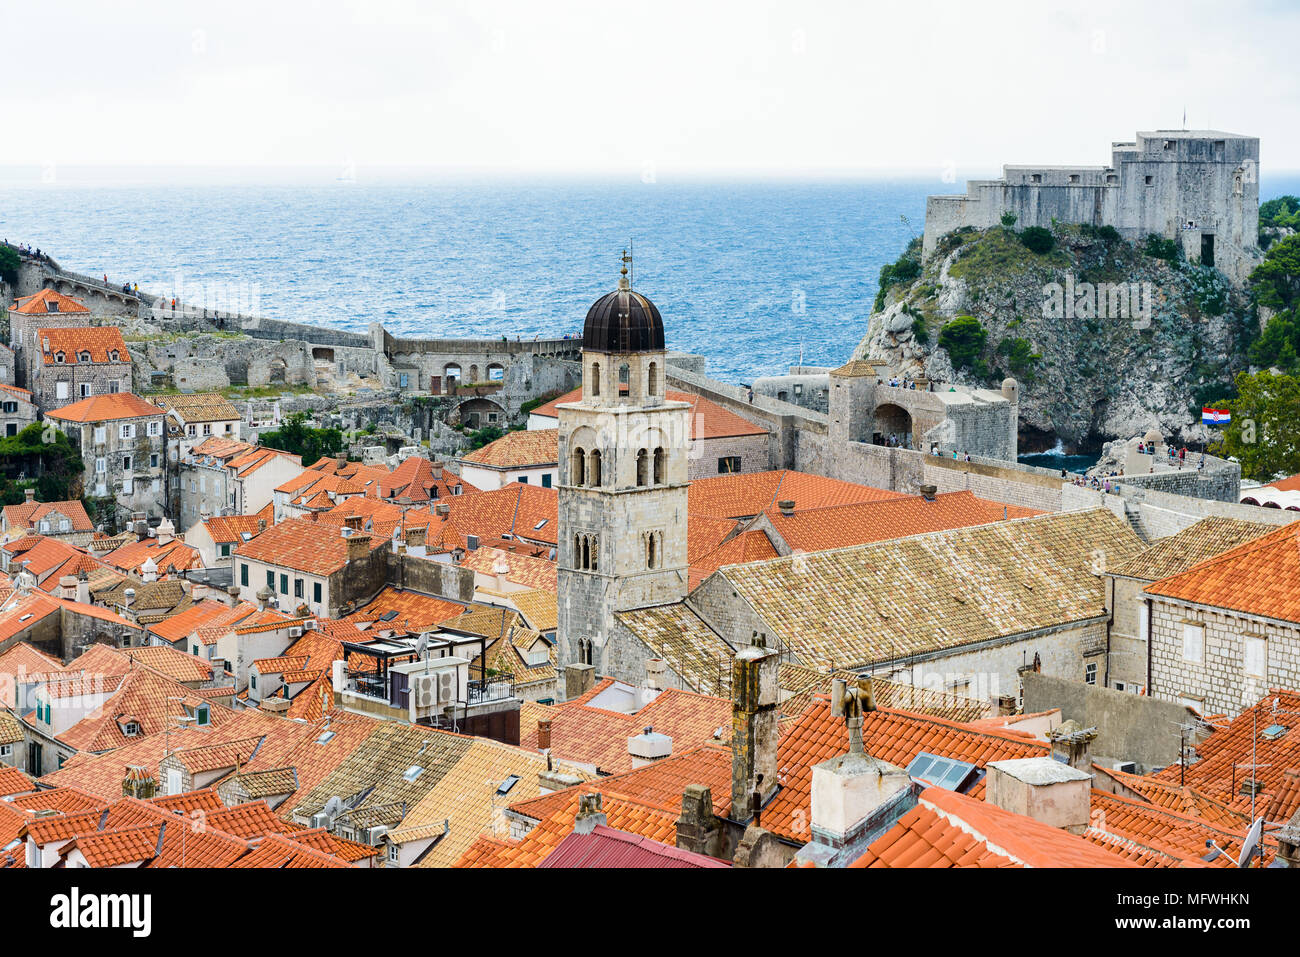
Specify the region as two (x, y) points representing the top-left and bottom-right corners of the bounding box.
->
(47, 301), (59, 313)
(53, 351), (65, 364)
(108, 350), (120, 361)
(76, 351), (91, 363)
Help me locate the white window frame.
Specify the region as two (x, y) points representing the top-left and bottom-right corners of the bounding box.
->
(1244, 635), (1268, 679)
(1182, 623), (1205, 664)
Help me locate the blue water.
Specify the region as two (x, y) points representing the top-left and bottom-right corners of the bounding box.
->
(4, 172), (1299, 384)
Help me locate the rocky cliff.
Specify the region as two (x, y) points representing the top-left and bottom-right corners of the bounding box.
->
(854, 224), (1256, 452)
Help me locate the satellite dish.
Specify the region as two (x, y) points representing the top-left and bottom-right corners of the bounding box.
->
(415, 633), (430, 660)
(1237, 818), (1264, 868)
(323, 795), (345, 820)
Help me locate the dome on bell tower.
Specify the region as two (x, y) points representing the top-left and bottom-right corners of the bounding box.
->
(582, 253), (665, 353)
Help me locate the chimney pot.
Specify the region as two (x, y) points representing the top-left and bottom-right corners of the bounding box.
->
(919, 484), (938, 502)
(777, 499), (796, 516)
(730, 645), (780, 819)
(536, 718), (552, 751)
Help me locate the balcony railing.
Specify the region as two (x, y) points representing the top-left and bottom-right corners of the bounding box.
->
(466, 673), (515, 705)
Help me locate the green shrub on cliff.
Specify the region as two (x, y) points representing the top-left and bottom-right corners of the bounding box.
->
(995, 336), (1042, 381)
(873, 239), (923, 312)
(0, 247), (19, 287)
(1143, 234), (1181, 263)
(1018, 226), (1055, 255)
(938, 315), (987, 372)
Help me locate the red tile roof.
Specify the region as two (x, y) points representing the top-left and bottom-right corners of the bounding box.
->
(688, 469), (904, 520)
(1145, 522), (1300, 623)
(234, 516), (388, 576)
(2, 499), (94, 535)
(462, 429), (559, 468)
(11, 289), (89, 315)
(37, 326), (128, 365)
(538, 823), (729, 868)
(847, 787), (1136, 868)
(45, 392), (167, 423)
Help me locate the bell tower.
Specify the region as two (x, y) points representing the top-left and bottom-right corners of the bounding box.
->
(556, 253), (690, 686)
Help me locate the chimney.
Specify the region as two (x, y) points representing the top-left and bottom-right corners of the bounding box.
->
(257, 518), (267, 532)
(59, 575), (77, 600)
(24, 487), (35, 504)
(777, 499), (796, 517)
(435, 503), (450, 518)
(628, 727), (672, 768)
(730, 645), (780, 821)
(573, 793), (606, 835)
(335, 455), (346, 471)
(1048, 721), (1097, 775)
(919, 484), (938, 502)
(226, 584), (240, 605)
(405, 526), (426, 549)
(256, 585), (272, 611)
(466, 534), (480, 551)
(675, 786), (720, 856)
(565, 663), (595, 700)
(344, 514), (364, 532)
(346, 532), (372, 562)
(536, 718), (552, 750)
(76, 573), (90, 605)
(538, 766), (583, 794)
(431, 461), (444, 480)
(492, 555), (510, 591)
(645, 657), (666, 694)
(985, 757), (1092, 835)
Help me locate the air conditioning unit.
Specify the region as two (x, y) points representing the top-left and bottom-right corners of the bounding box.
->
(1115, 761), (1138, 774)
(437, 669), (456, 703)
(412, 672), (439, 711)
(288, 626), (303, 637)
(310, 812), (332, 829)
(363, 826), (389, 846)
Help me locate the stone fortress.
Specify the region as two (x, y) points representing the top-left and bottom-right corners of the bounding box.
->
(922, 130), (1261, 284)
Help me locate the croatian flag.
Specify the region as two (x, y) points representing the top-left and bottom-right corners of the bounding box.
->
(1202, 407), (1231, 425)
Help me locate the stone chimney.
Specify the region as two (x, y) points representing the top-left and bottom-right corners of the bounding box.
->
(156, 517), (175, 546)
(777, 499), (796, 517)
(405, 526), (426, 549)
(985, 757), (1092, 835)
(141, 557), (158, 584)
(435, 503), (450, 517)
(344, 515), (364, 532)
(1048, 721), (1097, 775)
(256, 584), (273, 611)
(536, 718), (552, 751)
(346, 532), (372, 562)
(565, 663), (595, 700)
(675, 785), (719, 856)
(730, 645), (780, 822)
(226, 584), (240, 606)
(59, 575), (77, 600)
(76, 572), (90, 605)
(645, 657), (667, 693)
(492, 555), (510, 591)
(573, 793), (606, 834)
(431, 461), (444, 480)
(257, 518), (267, 532)
(24, 487), (35, 504)
(627, 727), (672, 768)
(538, 766), (583, 794)
(919, 484), (938, 502)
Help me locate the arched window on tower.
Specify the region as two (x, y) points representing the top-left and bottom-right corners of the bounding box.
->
(618, 363), (630, 397)
(588, 449), (602, 487)
(578, 638), (593, 665)
(647, 531), (657, 569)
(653, 447), (666, 485)
(636, 448), (649, 486)
(647, 361), (658, 396)
(591, 362), (601, 396)
(574, 533), (583, 569)
(581, 536), (590, 570)
(571, 446), (585, 486)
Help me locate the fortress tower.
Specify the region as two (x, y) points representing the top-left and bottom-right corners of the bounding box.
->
(922, 130), (1261, 284)
(555, 256), (691, 684)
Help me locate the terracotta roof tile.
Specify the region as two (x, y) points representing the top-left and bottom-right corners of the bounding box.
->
(45, 392), (167, 423)
(37, 326), (128, 365)
(11, 289), (89, 315)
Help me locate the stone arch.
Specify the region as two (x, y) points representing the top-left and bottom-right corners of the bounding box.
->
(647, 361), (659, 396)
(486, 362), (505, 382)
(653, 447), (667, 485)
(587, 449), (602, 487)
(874, 403), (913, 448)
(468, 364), (480, 383)
(312, 347), (335, 363)
(618, 362), (631, 397)
(636, 448), (649, 486)
(591, 361), (601, 397)
(571, 446), (586, 486)
(444, 362), (462, 385)
(268, 357), (288, 384)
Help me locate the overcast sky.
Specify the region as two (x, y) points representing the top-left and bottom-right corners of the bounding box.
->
(8, 0), (1298, 178)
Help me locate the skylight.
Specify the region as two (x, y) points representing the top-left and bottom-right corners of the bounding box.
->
(1261, 724), (1288, 740)
(533, 519), (548, 530)
(906, 752), (982, 793)
(317, 730), (336, 745)
(402, 765), (424, 782)
(496, 775), (520, 796)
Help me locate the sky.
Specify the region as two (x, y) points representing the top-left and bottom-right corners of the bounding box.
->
(6, 0), (1299, 179)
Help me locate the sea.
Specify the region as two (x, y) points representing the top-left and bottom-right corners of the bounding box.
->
(3, 167), (1299, 474)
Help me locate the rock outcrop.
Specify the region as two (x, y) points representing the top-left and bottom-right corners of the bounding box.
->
(856, 225), (1255, 452)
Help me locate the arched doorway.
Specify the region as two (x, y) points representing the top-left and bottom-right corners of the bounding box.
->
(874, 403), (913, 449)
